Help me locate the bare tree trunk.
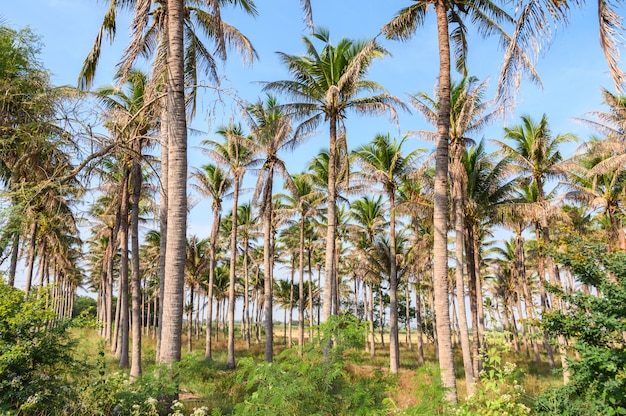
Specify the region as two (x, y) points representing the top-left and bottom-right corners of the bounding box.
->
(8, 233), (19, 287)
(24, 222), (38, 295)
(433, 0), (457, 402)
(159, 0), (188, 366)
(262, 166), (274, 363)
(323, 117), (338, 321)
(119, 168), (130, 369)
(414, 275), (425, 366)
(130, 156), (142, 378)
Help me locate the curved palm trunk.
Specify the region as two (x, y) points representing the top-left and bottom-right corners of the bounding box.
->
(323, 116), (338, 321)
(388, 192), (400, 374)
(227, 175), (241, 369)
(159, 0), (188, 365)
(263, 164), (275, 363)
(433, 0), (458, 403)
(130, 156), (142, 378)
(451, 152), (475, 394)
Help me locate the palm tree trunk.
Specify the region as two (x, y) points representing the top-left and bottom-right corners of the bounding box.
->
(433, 0), (457, 402)
(298, 215), (306, 351)
(414, 275), (425, 366)
(263, 166), (275, 363)
(243, 237), (251, 349)
(8, 233), (19, 287)
(130, 156), (143, 378)
(405, 281), (412, 351)
(119, 167), (130, 369)
(388, 192), (400, 374)
(451, 166), (475, 394)
(159, 0), (188, 366)
(323, 116), (338, 320)
(24, 221), (38, 295)
(227, 176), (241, 369)
(368, 281), (376, 357)
(205, 210), (220, 360)
(157, 106), (168, 361)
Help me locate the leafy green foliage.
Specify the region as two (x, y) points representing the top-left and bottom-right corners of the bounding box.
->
(535, 236), (626, 414)
(234, 314), (390, 415)
(0, 283), (78, 414)
(456, 345), (531, 415)
(395, 362), (447, 415)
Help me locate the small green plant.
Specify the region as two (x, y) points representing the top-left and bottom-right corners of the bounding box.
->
(233, 313), (390, 415)
(454, 344), (531, 416)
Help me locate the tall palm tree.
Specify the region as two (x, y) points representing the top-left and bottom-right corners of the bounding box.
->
(264, 28), (406, 321)
(94, 69), (159, 377)
(352, 133), (423, 374)
(381, 0), (552, 399)
(565, 138), (626, 251)
(411, 75), (500, 391)
(191, 163), (233, 359)
(243, 94), (303, 362)
(276, 173), (322, 350)
(201, 123), (254, 369)
(81, 0), (258, 366)
(349, 195), (387, 356)
(495, 114), (576, 380)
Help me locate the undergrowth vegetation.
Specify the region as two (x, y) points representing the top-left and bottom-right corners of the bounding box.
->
(3, 235), (626, 416)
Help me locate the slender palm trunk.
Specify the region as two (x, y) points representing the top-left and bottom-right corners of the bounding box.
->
(263, 165), (275, 363)
(8, 233), (19, 287)
(414, 274), (425, 366)
(130, 156), (142, 378)
(24, 221), (38, 295)
(298, 215), (305, 351)
(451, 157), (475, 394)
(159, 0), (188, 365)
(433, 0), (457, 402)
(227, 176), (241, 369)
(243, 237), (251, 349)
(388, 192), (400, 374)
(119, 168), (130, 368)
(323, 117), (338, 320)
(205, 210), (220, 360)
(157, 95), (168, 362)
(368, 281), (376, 357)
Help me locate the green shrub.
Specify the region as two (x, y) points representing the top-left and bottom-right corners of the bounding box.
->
(0, 283), (80, 414)
(535, 236), (626, 415)
(234, 314), (390, 415)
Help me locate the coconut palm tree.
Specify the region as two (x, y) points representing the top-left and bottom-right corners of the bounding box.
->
(352, 133), (423, 374)
(243, 94), (304, 362)
(411, 75), (501, 391)
(565, 139), (626, 251)
(381, 0), (558, 398)
(94, 68), (159, 376)
(191, 163), (233, 359)
(349, 195), (387, 356)
(201, 123), (254, 369)
(276, 173), (322, 350)
(263, 28), (406, 321)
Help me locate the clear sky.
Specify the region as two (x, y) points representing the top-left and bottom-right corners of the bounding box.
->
(3, 0), (623, 288)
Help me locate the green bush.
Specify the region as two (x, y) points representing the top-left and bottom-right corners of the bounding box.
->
(535, 236), (626, 415)
(234, 314), (390, 415)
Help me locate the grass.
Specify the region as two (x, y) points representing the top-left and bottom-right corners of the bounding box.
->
(70, 323), (563, 414)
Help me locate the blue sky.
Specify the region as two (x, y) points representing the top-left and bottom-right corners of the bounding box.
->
(3, 1), (622, 287)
